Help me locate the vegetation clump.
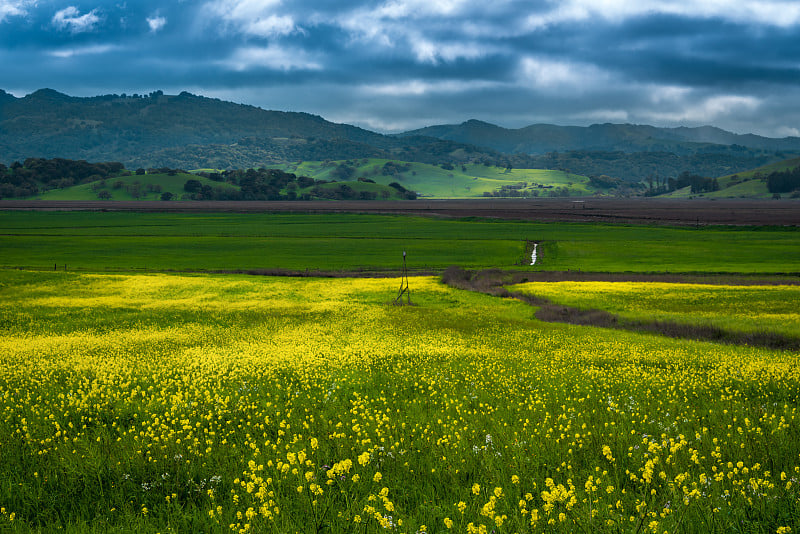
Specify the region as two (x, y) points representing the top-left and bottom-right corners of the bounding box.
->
(0, 157), (124, 199)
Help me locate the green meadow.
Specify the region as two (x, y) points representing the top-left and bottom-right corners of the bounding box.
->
(26, 160), (596, 202)
(663, 157), (800, 199)
(32, 173), (237, 202)
(277, 159), (591, 198)
(2, 211), (799, 273)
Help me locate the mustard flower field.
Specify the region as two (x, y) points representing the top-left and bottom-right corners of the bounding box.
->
(509, 281), (800, 339)
(1, 270), (799, 533)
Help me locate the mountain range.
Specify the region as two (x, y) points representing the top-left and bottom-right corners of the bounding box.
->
(404, 120), (800, 154)
(1, 88), (798, 180)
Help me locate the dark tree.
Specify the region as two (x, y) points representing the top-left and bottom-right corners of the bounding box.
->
(184, 179), (202, 193)
(767, 167), (800, 193)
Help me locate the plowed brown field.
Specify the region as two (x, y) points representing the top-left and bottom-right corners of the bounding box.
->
(2, 198), (799, 226)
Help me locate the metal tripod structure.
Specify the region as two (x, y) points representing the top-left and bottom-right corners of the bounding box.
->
(393, 250), (411, 305)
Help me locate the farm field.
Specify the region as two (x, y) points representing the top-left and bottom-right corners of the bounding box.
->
(1, 270), (799, 533)
(2, 211), (800, 273)
(509, 281), (800, 339)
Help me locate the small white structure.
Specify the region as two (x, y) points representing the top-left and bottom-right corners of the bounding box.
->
(530, 243), (538, 265)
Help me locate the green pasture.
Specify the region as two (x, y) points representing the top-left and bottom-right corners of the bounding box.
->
(663, 157), (800, 199)
(664, 179), (772, 199)
(0, 234), (522, 272)
(535, 226), (800, 273)
(510, 281), (800, 338)
(22, 159), (598, 201)
(722, 156), (800, 181)
(33, 173), (236, 201)
(299, 179), (408, 199)
(1, 211), (799, 273)
(279, 159), (591, 198)
(706, 157), (800, 199)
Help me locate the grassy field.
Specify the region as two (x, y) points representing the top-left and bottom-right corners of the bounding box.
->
(278, 159), (591, 198)
(510, 281), (800, 338)
(663, 157), (800, 199)
(2, 211), (800, 273)
(33, 173), (237, 202)
(1, 270), (798, 533)
(297, 179), (409, 200)
(27, 159), (596, 202)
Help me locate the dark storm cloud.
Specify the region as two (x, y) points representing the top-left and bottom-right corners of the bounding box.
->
(567, 14), (800, 87)
(2, 0), (800, 136)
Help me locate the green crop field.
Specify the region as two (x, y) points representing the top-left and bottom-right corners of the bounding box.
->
(2, 211), (799, 273)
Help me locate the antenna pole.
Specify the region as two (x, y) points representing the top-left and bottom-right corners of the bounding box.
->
(394, 250), (411, 305)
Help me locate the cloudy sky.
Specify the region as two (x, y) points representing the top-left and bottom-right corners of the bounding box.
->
(2, 0), (799, 136)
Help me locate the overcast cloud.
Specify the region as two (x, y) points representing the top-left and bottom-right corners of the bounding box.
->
(1, 0), (799, 136)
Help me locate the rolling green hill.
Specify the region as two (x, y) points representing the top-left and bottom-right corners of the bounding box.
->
(277, 159), (592, 198)
(29, 170), (411, 201)
(29, 161), (594, 200)
(33, 172), (227, 201)
(15, 154), (800, 201)
(661, 156), (800, 199)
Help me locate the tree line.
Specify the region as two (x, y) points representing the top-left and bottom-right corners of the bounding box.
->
(643, 171), (720, 196)
(766, 167), (800, 195)
(0, 158), (125, 199)
(190, 168), (415, 201)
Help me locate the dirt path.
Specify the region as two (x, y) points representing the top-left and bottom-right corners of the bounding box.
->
(440, 266), (800, 351)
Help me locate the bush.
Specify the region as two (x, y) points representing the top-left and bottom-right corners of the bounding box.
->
(184, 179), (202, 193)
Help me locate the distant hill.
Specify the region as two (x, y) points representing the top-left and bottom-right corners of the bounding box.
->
(517, 150), (777, 184)
(403, 119), (800, 155)
(1, 89), (797, 185)
(658, 156), (800, 199)
(0, 89), (400, 165)
(0, 89), (519, 171)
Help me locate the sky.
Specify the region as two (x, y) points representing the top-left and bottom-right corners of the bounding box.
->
(2, 0), (800, 137)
